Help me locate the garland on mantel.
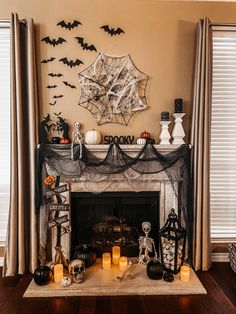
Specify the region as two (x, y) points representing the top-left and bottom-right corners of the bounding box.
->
(36, 143), (193, 262)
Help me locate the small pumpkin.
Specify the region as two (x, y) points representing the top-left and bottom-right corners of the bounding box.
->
(163, 271), (174, 282)
(33, 266), (52, 286)
(51, 136), (61, 144)
(43, 175), (56, 186)
(60, 138), (70, 144)
(137, 138), (146, 145)
(73, 244), (97, 267)
(85, 129), (101, 145)
(146, 259), (163, 280)
(140, 131), (151, 139)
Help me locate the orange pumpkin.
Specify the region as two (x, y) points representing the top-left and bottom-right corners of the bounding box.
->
(140, 131), (151, 139)
(44, 175), (56, 186)
(60, 138), (70, 144)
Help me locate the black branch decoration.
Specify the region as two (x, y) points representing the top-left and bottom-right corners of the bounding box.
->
(100, 25), (125, 36)
(57, 20), (82, 30)
(63, 81), (77, 89)
(41, 57), (56, 64)
(41, 36), (66, 47)
(59, 57), (84, 68)
(75, 37), (97, 52)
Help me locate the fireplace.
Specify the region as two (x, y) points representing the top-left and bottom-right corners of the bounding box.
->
(71, 191), (159, 258)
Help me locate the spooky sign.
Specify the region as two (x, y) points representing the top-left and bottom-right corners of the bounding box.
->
(103, 135), (134, 145)
(48, 204), (70, 211)
(48, 214), (69, 229)
(46, 184), (69, 197)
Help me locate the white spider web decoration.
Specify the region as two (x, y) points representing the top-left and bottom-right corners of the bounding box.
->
(78, 53), (149, 125)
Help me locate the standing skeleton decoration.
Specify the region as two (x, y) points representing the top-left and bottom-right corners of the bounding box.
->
(78, 53), (149, 125)
(117, 221), (157, 281)
(71, 121), (84, 160)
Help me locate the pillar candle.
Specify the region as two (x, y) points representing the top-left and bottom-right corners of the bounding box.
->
(54, 264), (63, 283)
(119, 256), (128, 271)
(180, 265), (191, 282)
(161, 111), (169, 121)
(112, 246), (120, 265)
(102, 253), (111, 270)
(175, 98), (183, 113)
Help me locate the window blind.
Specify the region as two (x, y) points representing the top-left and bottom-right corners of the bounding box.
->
(0, 25), (10, 242)
(210, 28), (236, 241)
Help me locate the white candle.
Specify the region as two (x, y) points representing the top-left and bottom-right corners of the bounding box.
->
(119, 256), (128, 271)
(180, 265), (191, 282)
(112, 246), (120, 265)
(102, 253), (111, 270)
(54, 264), (63, 283)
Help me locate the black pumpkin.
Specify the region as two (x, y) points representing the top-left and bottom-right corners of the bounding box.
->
(163, 271), (174, 282)
(33, 266), (52, 286)
(146, 259), (163, 280)
(73, 244), (97, 267)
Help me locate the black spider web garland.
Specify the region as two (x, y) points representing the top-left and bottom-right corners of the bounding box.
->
(78, 54), (149, 125)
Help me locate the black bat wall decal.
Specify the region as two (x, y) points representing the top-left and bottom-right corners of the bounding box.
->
(100, 25), (125, 36)
(75, 37), (97, 52)
(47, 85), (58, 89)
(41, 57), (56, 63)
(57, 20), (82, 30)
(41, 36), (66, 46)
(53, 95), (64, 99)
(59, 57), (84, 68)
(48, 73), (63, 77)
(49, 101), (57, 106)
(63, 81), (76, 89)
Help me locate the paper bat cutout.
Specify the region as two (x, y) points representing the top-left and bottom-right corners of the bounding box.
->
(59, 57), (84, 68)
(47, 85), (58, 89)
(57, 20), (82, 30)
(100, 25), (125, 36)
(63, 81), (76, 89)
(49, 101), (57, 106)
(41, 36), (66, 47)
(53, 95), (64, 99)
(48, 73), (63, 77)
(54, 112), (62, 116)
(41, 57), (56, 63)
(75, 37), (97, 52)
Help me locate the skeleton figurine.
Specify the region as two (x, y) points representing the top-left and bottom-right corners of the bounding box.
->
(71, 121), (84, 160)
(138, 221), (158, 264)
(68, 259), (85, 283)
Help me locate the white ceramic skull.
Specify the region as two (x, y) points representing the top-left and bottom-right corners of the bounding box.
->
(68, 259), (85, 283)
(142, 221), (151, 237)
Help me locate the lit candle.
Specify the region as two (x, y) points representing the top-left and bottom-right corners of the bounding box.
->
(112, 246), (120, 265)
(54, 264), (63, 283)
(102, 253), (111, 270)
(119, 256), (128, 271)
(180, 265), (191, 282)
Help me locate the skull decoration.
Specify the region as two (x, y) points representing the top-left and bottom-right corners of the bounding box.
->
(68, 259), (85, 283)
(142, 221), (151, 237)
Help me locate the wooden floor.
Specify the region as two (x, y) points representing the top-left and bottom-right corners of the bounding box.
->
(0, 263), (235, 314)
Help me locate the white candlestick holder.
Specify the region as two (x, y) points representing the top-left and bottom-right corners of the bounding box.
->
(172, 113), (186, 145)
(159, 121), (171, 145)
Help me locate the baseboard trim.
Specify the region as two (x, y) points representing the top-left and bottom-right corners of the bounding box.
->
(211, 252), (229, 262)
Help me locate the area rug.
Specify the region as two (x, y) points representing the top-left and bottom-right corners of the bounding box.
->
(24, 261), (206, 297)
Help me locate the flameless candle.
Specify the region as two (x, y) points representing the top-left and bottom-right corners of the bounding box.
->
(102, 253), (111, 270)
(112, 246), (120, 265)
(119, 256), (128, 271)
(54, 264), (63, 283)
(180, 265), (191, 282)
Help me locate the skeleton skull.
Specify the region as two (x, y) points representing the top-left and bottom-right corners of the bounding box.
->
(142, 221), (151, 237)
(68, 259), (85, 283)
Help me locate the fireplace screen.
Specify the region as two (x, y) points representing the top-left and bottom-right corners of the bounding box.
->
(71, 192), (159, 257)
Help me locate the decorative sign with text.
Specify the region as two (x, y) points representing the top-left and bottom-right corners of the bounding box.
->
(103, 135), (134, 145)
(48, 204), (70, 211)
(47, 214), (69, 229)
(46, 184), (69, 197)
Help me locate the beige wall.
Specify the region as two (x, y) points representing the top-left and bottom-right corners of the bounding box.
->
(1, 0), (236, 142)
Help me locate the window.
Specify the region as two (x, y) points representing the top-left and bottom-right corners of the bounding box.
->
(210, 27), (236, 242)
(0, 22), (10, 243)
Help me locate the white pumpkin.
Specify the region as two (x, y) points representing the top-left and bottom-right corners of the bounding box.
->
(136, 138), (146, 145)
(85, 129), (101, 144)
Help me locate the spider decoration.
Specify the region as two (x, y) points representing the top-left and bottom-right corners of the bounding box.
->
(78, 53), (149, 125)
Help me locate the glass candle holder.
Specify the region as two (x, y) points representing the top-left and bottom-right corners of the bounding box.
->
(119, 256), (128, 271)
(54, 264), (63, 283)
(102, 253), (111, 270)
(112, 246), (120, 265)
(180, 265), (190, 282)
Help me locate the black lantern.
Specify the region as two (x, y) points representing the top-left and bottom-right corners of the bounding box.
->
(159, 208), (186, 274)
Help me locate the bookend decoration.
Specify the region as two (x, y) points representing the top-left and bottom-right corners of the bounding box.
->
(41, 36), (66, 47)
(78, 53), (149, 125)
(59, 57), (84, 68)
(39, 114), (55, 144)
(41, 57), (56, 64)
(63, 81), (77, 89)
(57, 20), (82, 30)
(159, 209), (186, 274)
(44, 175), (71, 267)
(100, 25), (125, 36)
(75, 37), (97, 52)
